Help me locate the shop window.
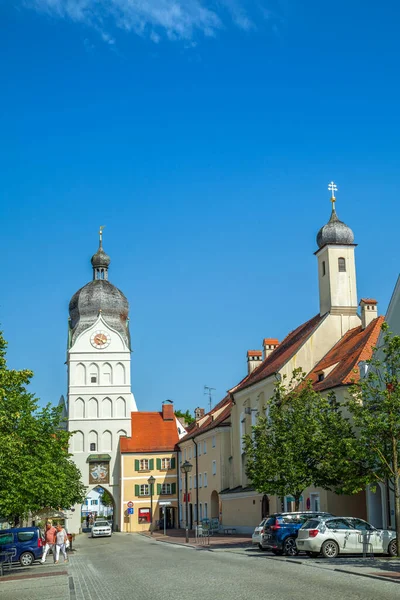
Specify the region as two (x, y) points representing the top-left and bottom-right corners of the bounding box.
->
(138, 508), (151, 524)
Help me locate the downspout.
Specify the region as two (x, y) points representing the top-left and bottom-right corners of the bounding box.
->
(193, 439), (199, 525)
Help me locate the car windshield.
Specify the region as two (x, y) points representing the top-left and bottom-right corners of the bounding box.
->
(94, 521), (109, 527)
(301, 519), (321, 529)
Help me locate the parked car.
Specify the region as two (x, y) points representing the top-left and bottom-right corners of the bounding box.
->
(252, 519), (268, 549)
(260, 512), (333, 556)
(91, 520), (112, 538)
(296, 516), (398, 558)
(0, 527), (43, 566)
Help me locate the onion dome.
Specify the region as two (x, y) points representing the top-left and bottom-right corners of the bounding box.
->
(68, 229), (130, 348)
(316, 182), (354, 248)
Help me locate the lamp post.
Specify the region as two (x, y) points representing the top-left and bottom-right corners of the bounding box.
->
(148, 475), (155, 535)
(180, 460), (192, 543)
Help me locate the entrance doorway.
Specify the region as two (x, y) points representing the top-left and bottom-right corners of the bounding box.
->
(211, 491), (219, 519)
(262, 495), (270, 518)
(158, 507), (176, 530)
(81, 486), (115, 531)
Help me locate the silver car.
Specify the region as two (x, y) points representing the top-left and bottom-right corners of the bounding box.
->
(91, 520), (112, 538)
(296, 516), (397, 558)
(251, 519), (267, 549)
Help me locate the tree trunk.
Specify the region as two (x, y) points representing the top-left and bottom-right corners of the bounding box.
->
(294, 495), (301, 511)
(392, 437), (400, 557)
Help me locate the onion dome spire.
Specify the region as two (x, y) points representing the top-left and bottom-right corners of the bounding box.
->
(316, 182), (355, 248)
(91, 225), (111, 280)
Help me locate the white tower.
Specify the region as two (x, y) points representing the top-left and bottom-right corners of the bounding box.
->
(67, 228), (137, 533)
(316, 182), (358, 317)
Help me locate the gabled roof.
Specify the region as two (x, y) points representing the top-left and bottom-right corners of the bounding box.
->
(307, 316), (384, 392)
(178, 396), (232, 444)
(232, 313), (326, 393)
(121, 411), (180, 453)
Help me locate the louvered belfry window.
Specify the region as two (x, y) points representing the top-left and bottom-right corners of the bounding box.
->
(338, 257), (346, 272)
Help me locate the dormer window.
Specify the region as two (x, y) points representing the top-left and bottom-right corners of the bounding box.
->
(317, 373), (325, 382)
(338, 257), (346, 272)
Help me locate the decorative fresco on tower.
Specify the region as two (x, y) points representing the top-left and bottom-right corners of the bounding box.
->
(89, 462), (109, 485)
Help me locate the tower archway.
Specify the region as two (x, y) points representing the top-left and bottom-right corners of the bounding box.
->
(81, 486), (116, 531)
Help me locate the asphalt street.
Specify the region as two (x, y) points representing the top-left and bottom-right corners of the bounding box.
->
(1, 533), (399, 600)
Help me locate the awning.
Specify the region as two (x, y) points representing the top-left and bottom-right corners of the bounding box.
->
(86, 454), (112, 463)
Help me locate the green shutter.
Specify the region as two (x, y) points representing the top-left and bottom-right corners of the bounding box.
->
(135, 459), (140, 471)
(135, 484), (140, 497)
(157, 483), (162, 494)
(149, 458), (154, 470)
(156, 458), (161, 470)
(171, 457), (176, 469)
(172, 483), (176, 494)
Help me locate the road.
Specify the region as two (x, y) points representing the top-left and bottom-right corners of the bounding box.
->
(1, 533), (399, 600)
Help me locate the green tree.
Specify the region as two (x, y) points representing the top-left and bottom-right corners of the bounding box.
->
(244, 369), (360, 512)
(0, 329), (86, 524)
(347, 324), (400, 556)
(101, 489), (114, 508)
(175, 409), (195, 425)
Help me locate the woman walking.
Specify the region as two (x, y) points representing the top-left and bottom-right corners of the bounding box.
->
(54, 524), (69, 564)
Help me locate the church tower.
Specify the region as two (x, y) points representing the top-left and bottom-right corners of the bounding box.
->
(67, 228), (137, 533)
(316, 182), (358, 317)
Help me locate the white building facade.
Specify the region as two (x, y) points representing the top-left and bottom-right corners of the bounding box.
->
(66, 232), (137, 533)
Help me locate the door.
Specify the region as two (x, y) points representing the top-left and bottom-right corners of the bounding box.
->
(324, 518), (359, 553)
(349, 519), (381, 554)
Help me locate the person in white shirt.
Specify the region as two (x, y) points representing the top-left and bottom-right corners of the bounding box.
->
(54, 525), (68, 564)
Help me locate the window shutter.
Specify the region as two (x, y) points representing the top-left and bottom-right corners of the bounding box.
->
(172, 483), (176, 494)
(135, 484), (139, 497)
(149, 458), (154, 470)
(171, 457), (176, 469)
(156, 458), (161, 469)
(135, 459), (140, 471)
(157, 484), (162, 494)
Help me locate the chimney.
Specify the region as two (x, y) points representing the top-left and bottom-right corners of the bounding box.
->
(359, 299), (378, 330)
(247, 350), (262, 375)
(262, 338), (279, 360)
(194, 407), (205, 421)
(162, 403), (174, 421)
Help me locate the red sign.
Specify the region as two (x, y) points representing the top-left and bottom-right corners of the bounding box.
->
(127, 501), (134, 508)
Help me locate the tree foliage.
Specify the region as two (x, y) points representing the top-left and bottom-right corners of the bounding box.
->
(244, 369), (361, 510)
(175, 409), (195, 425)
(0, 330), (86, 524)
(347, 324), (400, 556)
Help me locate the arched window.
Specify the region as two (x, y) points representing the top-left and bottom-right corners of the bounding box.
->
(88, 397), (99, 419)
(102, 430), (112, 452)
(75, 363), (86, 385)
(322, 261), (326, 276)
(74, 398), (84, 419)
(102, 362), (112, 385)
(88, 430), (98, 452)
(73, 431), (84, 452)
(116, 397), (126, 418)
(102, 397), (112, 419)
(338, 257), (346, 272)
(115, 362), (125, 384)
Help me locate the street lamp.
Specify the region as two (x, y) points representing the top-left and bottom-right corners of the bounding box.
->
(148, 475), (156, 535)
(180, 460), (192, 543)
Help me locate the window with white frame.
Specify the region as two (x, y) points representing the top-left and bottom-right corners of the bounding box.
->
(184, 448), (187, 460)
(161, 483), (172, 495)
(194, 475), (197, 489)
(204, 472), (208, 487)
(161, 458), (171, 470)
(140, 484), (150, 496)
(240, 413), (246, 453)
(204, 503), (208, 518)
(199, 504), (203, 521)
(198, 444), (202, 457)
(212, 435), (216, 448)
(189, 475), (192, 489)
(212, 460), (216, 475)
(140, 459), (149, 471)
(193, 444), (197, 457)
(199, 474), (202, 488)
(188, 447), (192, 460)
(203, 440), (207, 454)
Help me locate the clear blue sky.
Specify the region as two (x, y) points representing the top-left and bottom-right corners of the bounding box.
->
(1, 1), (399, 414)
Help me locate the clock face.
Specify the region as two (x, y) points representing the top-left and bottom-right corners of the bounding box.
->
(90, 330), (111, 349)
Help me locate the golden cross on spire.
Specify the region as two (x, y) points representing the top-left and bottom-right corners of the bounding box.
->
(328, 181), (338, 204)
(99, 225), (105, 245)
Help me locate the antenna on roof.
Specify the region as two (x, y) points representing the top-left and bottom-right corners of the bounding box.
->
(204, 386), (216, 412)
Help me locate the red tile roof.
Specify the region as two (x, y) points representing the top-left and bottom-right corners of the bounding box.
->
(232, 313), (326, 393)
(247, 350), (262, 357)
(360, 298), (378, 305)
(178, 395), (232, 443)
(307, 316), (384, 392)
(263, 338), (279, 345)
(121, 411), (180, 453)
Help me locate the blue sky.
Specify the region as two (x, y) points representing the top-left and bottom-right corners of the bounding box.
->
(1, 1), (399, 414)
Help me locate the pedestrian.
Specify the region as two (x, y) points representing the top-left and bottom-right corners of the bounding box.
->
(41, 521), (57, 564)
(54, 524), (68, 564)
(86, 514), (90, 528)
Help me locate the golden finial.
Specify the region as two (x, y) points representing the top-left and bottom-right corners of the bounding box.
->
(328, 181), (338, 204)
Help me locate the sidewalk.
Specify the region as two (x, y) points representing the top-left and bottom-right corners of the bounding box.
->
(139, 528), (252, 550)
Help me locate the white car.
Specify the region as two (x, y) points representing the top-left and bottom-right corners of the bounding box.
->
(251, 519), (267, 549)
(91, 520), (112, 538)
(296, 516), (397, 558)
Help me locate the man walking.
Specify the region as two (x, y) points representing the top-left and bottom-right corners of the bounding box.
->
(41, 521), (57, 563)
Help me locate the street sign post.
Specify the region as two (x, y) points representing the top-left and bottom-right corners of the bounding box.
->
(127, 507), (134, 515)
(127, 501), (134, 508)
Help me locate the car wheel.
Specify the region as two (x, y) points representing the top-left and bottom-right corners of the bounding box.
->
(321, 540), (339, 559)
(271, 549), (283, 556)
(306, 551), (320, 558)
(388, 539), (397, 557)
(283, 537), (299, 556)
(20, 552), (34, 567)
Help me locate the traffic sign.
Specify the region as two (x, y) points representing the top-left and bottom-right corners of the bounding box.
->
(128, 507), (134, 515)
(127, 501), (134, 508)
(159, 501), (172, 506)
